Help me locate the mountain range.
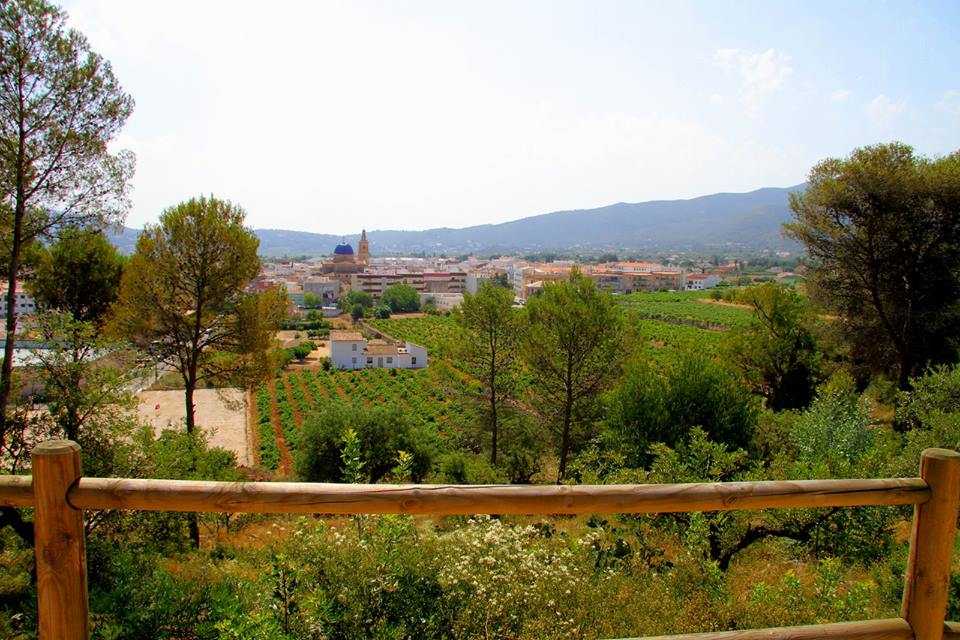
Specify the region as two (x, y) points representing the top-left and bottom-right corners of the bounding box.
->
(110, 184), (805, 256)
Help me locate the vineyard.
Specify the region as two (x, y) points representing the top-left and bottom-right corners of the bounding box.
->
(366, 292), (752, 362)
(619, 290), (755, 329)
(254, 364), (480, 473)
(251, 291), (761, 472)
(367, 316), (456, 355)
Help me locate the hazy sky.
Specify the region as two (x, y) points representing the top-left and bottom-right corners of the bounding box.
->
(62, 0), (960, 235)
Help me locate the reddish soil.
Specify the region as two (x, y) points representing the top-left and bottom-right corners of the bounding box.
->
(267, 379), (293, 475)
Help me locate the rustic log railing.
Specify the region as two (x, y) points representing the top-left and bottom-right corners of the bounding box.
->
(0, 442), (957, 640)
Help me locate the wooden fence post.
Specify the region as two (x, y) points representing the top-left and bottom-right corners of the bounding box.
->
(901, 448), (960, 640)
(33, 440), (89, 640)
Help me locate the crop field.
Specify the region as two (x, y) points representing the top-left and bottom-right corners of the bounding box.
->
(633, 318), (725, 356)
(619, 290), (755, 329)
(254, 363), (479, 472)
(368, 316), (457, 355)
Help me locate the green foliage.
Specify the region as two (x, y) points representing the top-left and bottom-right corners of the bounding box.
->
(605, 351), (759, 467)
(289, 343), (312, 362)
(896, 364), (960, 431)
(339, 290), (373, 312)
(302, 292), (321, 308)
(113, 196), (285, 431)
(373, 304), (391, 319)
(522, 272), (624, 481)
(368, 315), (456, 356)
(451, 283), (521, 465)
(785, 142), (960, 387)
(787, 373), (881, 479)
(296, 400), (436, 483)
(350, 303), (365, 321)
(620, 290), (755, 329)
(723, 283), (821, 410)
(0, 0), (135, 430)
(381, 283), (420, 313)
(29, 228), (125, 323)
(30, 311), (138, 443)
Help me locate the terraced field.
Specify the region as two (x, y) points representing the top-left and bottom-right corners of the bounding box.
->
(254, 364), (479, 472)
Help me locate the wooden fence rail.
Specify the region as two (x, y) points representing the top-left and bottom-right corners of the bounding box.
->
(0, 442), (957, 640)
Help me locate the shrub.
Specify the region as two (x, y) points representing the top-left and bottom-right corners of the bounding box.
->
(605, 350), (758, 467)
(296, 401), (436, 482)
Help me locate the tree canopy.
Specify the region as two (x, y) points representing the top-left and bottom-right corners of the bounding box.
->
(30, 228), (125, 324)
(785, 143), (960, 388)
(522, 272), (623, 481)
(381, 284), (420, 313)
(113, 196), (285, 433)
(0, 0), (135, 429)
(451, 283), (521, 465)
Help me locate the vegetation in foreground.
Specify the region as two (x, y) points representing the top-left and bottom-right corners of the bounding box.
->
(0, 0), (960, 638)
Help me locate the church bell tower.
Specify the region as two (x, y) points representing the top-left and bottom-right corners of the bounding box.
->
(357, 229), (370, 266)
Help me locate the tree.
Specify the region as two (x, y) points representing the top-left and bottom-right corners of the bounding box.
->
(451, 283), (521, 465)
(605, 350), (759, 468)
(0, 0), (135, 433)
(381, 283), (420, 313)
(521, 272), (623, 481)
(338, 290), (373, 312)
(350, 303), (365, 322)
(785, 143), (960, 388)
(723, 283), (821, 410)
(302, 292), (321, 309)
(31, 311), (136, 442)
(113, 196), (285, 434)
(29, 228), (124, 323)
(295, 401), (435, 483)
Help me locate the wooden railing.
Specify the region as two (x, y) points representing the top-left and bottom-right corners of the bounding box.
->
(0, 442), (958, 640)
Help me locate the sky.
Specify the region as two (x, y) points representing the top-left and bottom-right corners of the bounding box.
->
(62, 0), (960, 235)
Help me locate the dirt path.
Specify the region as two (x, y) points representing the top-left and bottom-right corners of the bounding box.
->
(266, 379), (293, 475)
(246, 389), (259, 467)
(697, 298), (753, 310)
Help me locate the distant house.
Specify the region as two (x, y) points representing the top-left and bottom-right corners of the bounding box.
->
(686, 273), (720, 290)
(0, 282), (36, 318)
(329, 330), (427, 370)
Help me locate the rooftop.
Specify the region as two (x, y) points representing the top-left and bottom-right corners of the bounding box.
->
(329, 330), (364, 342)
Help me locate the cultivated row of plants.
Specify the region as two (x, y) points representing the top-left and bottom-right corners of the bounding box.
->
(620, 291), (755, 329)
(254, 365), (481, 471)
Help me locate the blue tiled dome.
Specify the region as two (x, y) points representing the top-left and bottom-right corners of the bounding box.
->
(334, 243), (354, 255)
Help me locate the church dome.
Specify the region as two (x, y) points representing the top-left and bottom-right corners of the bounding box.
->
(333, 243), (354, 256)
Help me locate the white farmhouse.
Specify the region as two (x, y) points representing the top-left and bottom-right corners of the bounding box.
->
(329, 330), (427, 370)
(685, 273), (720, 290)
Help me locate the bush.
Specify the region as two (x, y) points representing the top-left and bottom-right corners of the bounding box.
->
(896, 364), (960, 431)
(296, 401), (436, 482)
(381, 284), (420, 313)
(605, 350), (759, 467)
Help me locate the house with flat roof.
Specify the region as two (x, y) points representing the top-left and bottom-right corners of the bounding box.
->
(329, 330), (427, 370)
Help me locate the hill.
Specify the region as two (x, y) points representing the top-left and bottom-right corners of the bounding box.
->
(112, 184), (804, 256)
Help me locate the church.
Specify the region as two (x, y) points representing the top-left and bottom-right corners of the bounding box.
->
(319, 230), (369, 278)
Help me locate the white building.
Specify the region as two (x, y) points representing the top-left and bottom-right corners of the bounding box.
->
(329, 330), (428, 370)
(420, 292), (463, 311)
(685, 273), (720, 290)
(303, 277), (341, 304)
(0, 283), (36, 318)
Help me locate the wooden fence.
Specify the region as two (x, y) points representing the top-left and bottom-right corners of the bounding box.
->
(0, 442), (958, 640)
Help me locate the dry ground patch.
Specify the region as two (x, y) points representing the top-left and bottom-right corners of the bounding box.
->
(137, 388), (251, 465)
